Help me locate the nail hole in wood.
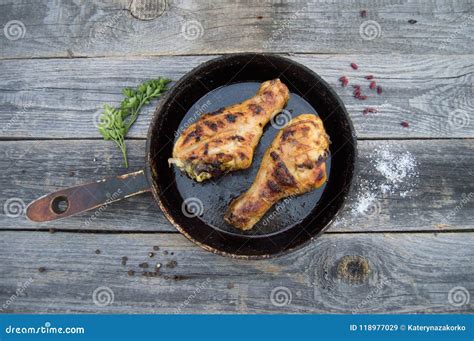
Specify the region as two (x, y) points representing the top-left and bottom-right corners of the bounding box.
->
(51, 196), (69, 215)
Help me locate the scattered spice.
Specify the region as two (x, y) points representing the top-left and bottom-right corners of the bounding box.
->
(350, 62), (358, 70)
(360, 10), (367, 18)
(369, 81), (376, 89)
(153, 246), (160, 251)
(339, 76), (349, 87)
(377, 86), (383, 94)
(156, 263), (162, 269)
(401, 121), (409, 128)
(127, 270), (135, 276)
(148, 252), (155, 258)
(139, 262), (149, 268)
(227, 282), (234, 289)
(95, 249), (101, 255)
(257, 15), (263, 19)
(38, 267), (46, 273)
(365, 75), (374, 80)
(69, 171), (75, 177)
(408, 19), (417, 24)
(163, 251), (169, 255)
(121, 256), (128, 266)
(166, 260), (178, 268)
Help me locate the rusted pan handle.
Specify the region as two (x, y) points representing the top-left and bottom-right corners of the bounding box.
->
(26, 170), (150, 222)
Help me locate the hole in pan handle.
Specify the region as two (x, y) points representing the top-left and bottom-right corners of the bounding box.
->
(26, 170), (150, 222)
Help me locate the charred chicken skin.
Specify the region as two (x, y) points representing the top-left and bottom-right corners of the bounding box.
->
(169, 79), (290, 182)
(225, 114), (330, 230)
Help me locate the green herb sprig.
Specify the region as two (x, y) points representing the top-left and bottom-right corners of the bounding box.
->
(98, 78), (171, 167)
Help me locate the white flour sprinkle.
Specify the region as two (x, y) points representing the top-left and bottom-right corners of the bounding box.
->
(350, 144), (419, 217)
(373, 147), (418, 196)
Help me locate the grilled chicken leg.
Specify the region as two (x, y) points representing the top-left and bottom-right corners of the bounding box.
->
(169, 79), (290, 182)
(225, 114), (330, 230)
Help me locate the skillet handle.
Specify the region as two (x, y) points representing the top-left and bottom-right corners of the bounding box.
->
(26, 170), (150, 222)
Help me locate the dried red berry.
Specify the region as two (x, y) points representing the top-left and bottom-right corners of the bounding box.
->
(358, 95), (368, 100)
(365, 75), (374, 80)
(377, 86), (383, 94)
(350, 63), (358, 70)
(401, 121), (409, 128)
(352, 85), (361, 90)
(339, 76), (349, 87)
(360, 10), (367, 18)
(369, 81), (376, 89)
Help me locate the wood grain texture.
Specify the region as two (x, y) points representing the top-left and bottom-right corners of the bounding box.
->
(1, 139), (472, 232)
(0, 0), (472, 59)
(0, 54), (472, 139)
(0, 231), (472, 313)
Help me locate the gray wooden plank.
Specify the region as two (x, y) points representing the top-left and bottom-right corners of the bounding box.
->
(0, 0), (472, 59)
(0, 231), (472, 313)
(1, 139), (472, 232)
(0, 54), (472, 139)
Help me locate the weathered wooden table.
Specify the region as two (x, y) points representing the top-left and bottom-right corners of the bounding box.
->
(0, 0), (472, 314)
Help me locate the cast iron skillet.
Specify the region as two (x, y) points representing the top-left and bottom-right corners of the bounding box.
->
(26, 53), (357, 259)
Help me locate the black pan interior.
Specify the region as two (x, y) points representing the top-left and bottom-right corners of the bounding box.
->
(147, 54), (356, 258)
